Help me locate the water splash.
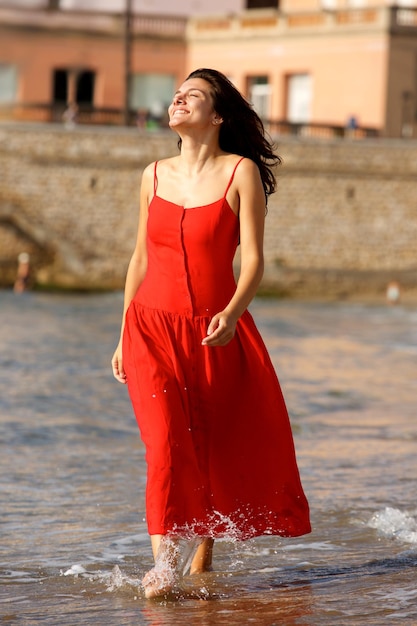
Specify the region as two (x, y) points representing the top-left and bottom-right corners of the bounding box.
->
(140, 536), (216, 599)
(61, 564), (142, 592)
(62, 564), (87, 577)
(368, 507), (417, 544)
(170, 509), (260, 543)
(144, 536), (205, 577)
(61, 538), (211, 599)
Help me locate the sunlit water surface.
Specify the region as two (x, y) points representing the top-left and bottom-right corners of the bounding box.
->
(1, 291), (416, 625)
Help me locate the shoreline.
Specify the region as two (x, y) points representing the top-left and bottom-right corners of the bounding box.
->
(2, 284), (416, 306)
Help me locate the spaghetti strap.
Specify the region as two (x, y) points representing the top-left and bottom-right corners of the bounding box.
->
(223, 157), (245, 198)
(153, 161), (159, 196)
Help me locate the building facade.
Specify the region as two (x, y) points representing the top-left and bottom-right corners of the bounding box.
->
(0, 5), (187, 125)
(0, 1), (416, 135)
(187, 3), (417, 137)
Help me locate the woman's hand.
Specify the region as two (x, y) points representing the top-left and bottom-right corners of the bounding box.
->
(202, 311), (237, 347)
(112, 340), (127, 384)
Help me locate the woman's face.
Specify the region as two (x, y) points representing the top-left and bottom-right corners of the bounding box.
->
(168, 78), (220, 129)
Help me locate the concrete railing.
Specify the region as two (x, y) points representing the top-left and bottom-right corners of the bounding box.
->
(0, 6), (186, 37)
(0, 104), (379, 138)
(266, 120), (379, 139)
(392, 6), (417, 28)
(0, 103), (167, 128)
(189, 5), (402, 38)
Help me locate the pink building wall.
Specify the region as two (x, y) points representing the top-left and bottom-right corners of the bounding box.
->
(186, 9), (393, 130)
(1, 3), (416, 135)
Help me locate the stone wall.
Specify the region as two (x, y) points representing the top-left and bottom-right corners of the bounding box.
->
(1, 123), (416, 297)
(264, 137), (417, 296)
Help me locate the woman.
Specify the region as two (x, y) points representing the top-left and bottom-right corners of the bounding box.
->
(112, 68), (310, 598)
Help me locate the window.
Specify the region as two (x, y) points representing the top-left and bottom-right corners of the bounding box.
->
(76, 71), (95, 105)
(321, 0), (337, 9)
(53, 69), (67, 103)
(246, 0), (278, 7)
(286, 73), (312, 123)
(131, 74), (176, 120)
(0, 65), (18, 104)
(52, 68), (95, 106)
(247, 76), (271, 120)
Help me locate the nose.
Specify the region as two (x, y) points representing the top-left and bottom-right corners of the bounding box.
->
(172, 92), (185, 105)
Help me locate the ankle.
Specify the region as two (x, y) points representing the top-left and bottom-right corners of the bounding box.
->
(189, 563), (213, 575)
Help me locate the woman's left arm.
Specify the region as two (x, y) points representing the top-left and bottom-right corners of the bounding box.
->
(202, 159), (266, 347)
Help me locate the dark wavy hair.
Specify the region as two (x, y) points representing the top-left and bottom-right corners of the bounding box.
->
(179, 68), (281, 201)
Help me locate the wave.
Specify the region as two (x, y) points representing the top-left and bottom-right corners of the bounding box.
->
(368, 507), (417, 544)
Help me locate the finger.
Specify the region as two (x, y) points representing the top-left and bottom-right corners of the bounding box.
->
(206, 316), (220, 337)
(202, 324), (223, 345)
(202, 327), (232, 346)
(203, 335), (231, 347)
(112, 359), (127, 383)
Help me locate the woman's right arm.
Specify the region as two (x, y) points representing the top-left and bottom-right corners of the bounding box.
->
(111, 164), (153, 383)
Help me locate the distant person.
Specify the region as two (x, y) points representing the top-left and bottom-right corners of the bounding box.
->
(111, 68), (311, 598)
(148, 101), (164, 126)
(62, 102), (78, 129)
(347, 115), (358, 129)
(386, 280), (401, 305)
(13, 252), (31, 293)
(346, 115), (359, 138)
(136, 108), (148, 130)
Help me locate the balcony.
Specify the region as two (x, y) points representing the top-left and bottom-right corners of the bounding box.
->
(0, 102), (379, 139)
(0, 6), (186, 38)
(188, 5), (417, 39)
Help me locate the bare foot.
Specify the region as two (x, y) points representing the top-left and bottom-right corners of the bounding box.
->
(142, 535), (181, 598)
(141, 566), (177, 599)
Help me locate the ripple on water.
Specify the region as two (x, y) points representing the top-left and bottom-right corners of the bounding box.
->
(368, 507), (417, 544)
(1, 292), (417, 624)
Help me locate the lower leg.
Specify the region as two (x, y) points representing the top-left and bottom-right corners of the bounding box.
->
(142, 535), (179, 599)
(150, 534), (163, 560)
(142, 535), (214, 597)
(190, 538), (214, 574)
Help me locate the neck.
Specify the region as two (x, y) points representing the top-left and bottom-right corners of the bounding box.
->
(174, 129), (223, 174)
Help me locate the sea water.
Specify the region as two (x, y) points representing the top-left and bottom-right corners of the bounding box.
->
(1, 291), (416, 625)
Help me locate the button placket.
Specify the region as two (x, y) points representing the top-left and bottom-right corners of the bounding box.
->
(178, 209), (194, 316)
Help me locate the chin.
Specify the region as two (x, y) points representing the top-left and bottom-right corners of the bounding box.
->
(169, 119), (184, 129)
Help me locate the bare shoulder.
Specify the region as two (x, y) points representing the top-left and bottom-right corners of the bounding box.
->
(138, 164), (152, 203)
(152, 156), (179, 175)
(142, 158), (176, 187)
(234, 157), (262, 188)
(142, 162), (155, 184)
(142, 157), (177, 179)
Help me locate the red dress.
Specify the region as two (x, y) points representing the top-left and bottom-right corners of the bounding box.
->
(123, 159), (310, 540)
